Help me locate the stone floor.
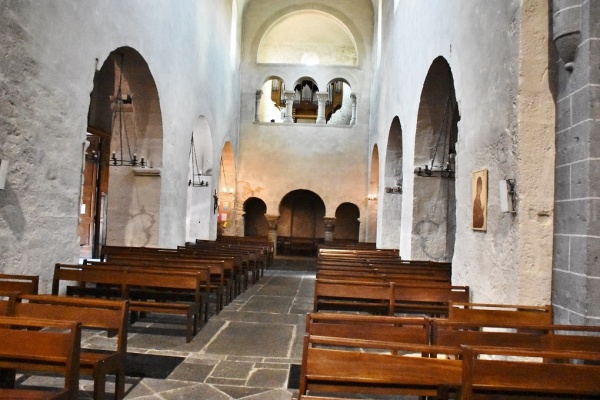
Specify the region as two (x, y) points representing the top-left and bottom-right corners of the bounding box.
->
(19, 256), (316, 400)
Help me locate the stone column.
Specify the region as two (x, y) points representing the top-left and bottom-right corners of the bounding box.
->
(254, 90), (262, 122)
(265, 214), (280, 255)
(315, 91), (329, 124)
(358, 217), (367, 243)
(283, 91), (295, 123)
(323, 217), (336, 242)
(350, 93), (357, 125)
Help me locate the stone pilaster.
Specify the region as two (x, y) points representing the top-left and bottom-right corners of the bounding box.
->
(283, 91), (295, 123)
(315, 91), (329, 124)
(254, 90), (262, 122)
(350, 93), (357, 125)
(265, 214), (280, 255)
(323, 217), (336, 242)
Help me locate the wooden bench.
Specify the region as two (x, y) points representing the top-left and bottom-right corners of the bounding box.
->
(394, 284), (469, 317)
(313, 279), (395, 315)
(53, 263), (203, 342)
(448, 301), (553, 325)
(461, 344), (600, 399)
(84, 259), (217, 319)
(305, 312), (430, 345)
(298, 335), (462, 399)
(11, 294), (128, 400)
(0, 273), (39, 294)
(0, 316), (81, 400)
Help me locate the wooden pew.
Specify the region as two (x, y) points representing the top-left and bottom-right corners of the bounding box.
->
(305, 312), (430, 345)
(298, 335), (462, 399)
(0, 316), (81, 400)
(394, 284), (469, 317)
(52, 263), (203, 342)
(0, 273), (39, 294)
(83, 259), (217, 318)
(313, 279), (395, 315)
(11, 295), (128, 400)
(461, 344), (600, 399)
(448, 301), (553, 326)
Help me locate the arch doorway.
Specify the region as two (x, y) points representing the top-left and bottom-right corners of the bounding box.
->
(244, 197), (268, 238)
(380, 116), (403, 249)
(411, 56), (459, 262)
(334, 203), (360, 242)
(278, 190), (325, 256)
(80, 46), (163, 257)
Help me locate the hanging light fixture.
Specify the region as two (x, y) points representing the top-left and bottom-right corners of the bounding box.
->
(109, 53), (145, 167)
(188, 133), (209, 187)
(414, 90), (457, 178)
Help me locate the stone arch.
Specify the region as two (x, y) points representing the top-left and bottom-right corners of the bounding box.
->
(380, 116), (403, 249)
(258, 75), (286, 123)
(85, 46), (163, 252)
(367, 144), (379, 243)
(334, 202), (360, 241)
(244, 197), (268, 238)
(257, 10), (358, 66)
(278, 189), (326, 248)
(291, 77), (319, 123)
(411, 56), (459, 262)
(217, 141), (237, 236)
(185, 116), (213, 242)
(324, 78), (353, 125)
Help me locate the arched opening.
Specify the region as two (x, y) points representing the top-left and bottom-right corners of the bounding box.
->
(186, 116), (213, 243)
(278, 189), (326, 256)
(411, 56), (459, 262)
(82, 46), (163, 256)
(367, 145), (379, 243)
(244, 197), (268, 238)
(217, 141), (237, 236)
(380, 116), (403, 249)
(292, 77), (319, 123)
(258, 76), (286, 123)
(325, 78), (353, 125)
(257, 10), (358, 66)
(334, 203), (360, 242)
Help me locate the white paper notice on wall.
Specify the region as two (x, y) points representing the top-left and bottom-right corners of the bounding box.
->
(221, 213), (227, 221)
(0, 159), (8, 190)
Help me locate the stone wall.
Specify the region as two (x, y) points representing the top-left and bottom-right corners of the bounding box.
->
(552, 0), (600, 325)
(0, 0), (241, 291)
(370, 0), (555, 305)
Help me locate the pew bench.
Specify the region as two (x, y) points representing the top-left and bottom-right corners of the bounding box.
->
(12, 295), (129, 400)
(0, 273), (39, 295)
(313, 279), (395, 315)
(53, 263), (203, 342)
(0, 316), (81, 400)
(448, 301), (553, 326)
(298, 335), (462, 399)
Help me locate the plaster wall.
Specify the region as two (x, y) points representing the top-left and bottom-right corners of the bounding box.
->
(370, 0), (555, 304)
(0, 0), (241, 291)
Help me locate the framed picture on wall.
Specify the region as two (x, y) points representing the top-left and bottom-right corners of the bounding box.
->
(472, 169), (488, 231)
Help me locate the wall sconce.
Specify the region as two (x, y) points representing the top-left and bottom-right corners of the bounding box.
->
(367, 193), (378, 201)
(414, 157), (454, 178)
(222, 187), (234, 194)
(385, 180), (402, 194)
(499, 179), (516, 213)
(0, 159), (9, 190)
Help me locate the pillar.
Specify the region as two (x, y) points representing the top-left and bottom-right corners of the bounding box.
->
(350, 93), (357, 125)
(235, 203), (245, 237)
(283, 90), (295, 123)
(315, 91), (329, 124)
(254, 90), (262, 122)
(265, 214), (280, 255)
(323, 217), (336, 242)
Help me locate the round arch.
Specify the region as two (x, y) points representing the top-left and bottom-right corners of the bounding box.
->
(243, 197), (268, 237)
(367, 144), (379, 243)
(334, 202), (360, 242)
(257, 10), (358, 66)
(411, 56), (459, 262)
(258, 76), (286, 123)
(278, 189), (326, 255)
(218, 141), (237, 236)
(380, 116), (403, 249)
(84, 46), (163, 255)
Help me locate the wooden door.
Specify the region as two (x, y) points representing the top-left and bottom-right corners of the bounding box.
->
(78, 135), (100, 258)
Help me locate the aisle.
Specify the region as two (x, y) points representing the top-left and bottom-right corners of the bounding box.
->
(117, 258), (316, 399)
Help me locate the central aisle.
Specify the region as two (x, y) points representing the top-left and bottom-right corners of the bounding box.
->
(119, 258), (316, 399)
